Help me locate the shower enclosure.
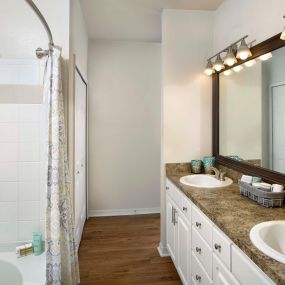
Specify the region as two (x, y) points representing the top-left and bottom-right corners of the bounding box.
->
(0, 57), (46, 284)
(1, 1), (87, 283)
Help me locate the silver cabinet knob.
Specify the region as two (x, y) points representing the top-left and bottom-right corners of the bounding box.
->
(77, 170), (80, 174)
(183, 207), (187, 211)
(196, 222), (202, 228)
(195, 247), (202, 254)
(195, 275), (201, 282)
(214, 243), (222, 251)
(166, 186), (169, 190)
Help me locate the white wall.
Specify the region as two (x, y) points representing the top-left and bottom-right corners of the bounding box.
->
(88, 41), (161, 215)
(0, 60), (45, 244)
(162, 10), (214, 163)
(0, 0), (70, 59)
(70, 0), (88, 79)
(160, 9), (214, 249)
(213, 0), (285, 53)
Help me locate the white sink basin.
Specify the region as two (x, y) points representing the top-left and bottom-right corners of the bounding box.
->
(180, 174), (233, 188)
(250, 220), (285, 264)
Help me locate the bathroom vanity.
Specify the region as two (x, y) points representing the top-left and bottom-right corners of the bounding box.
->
(165, 169), (285, 285)
(164, 30), (285, 285)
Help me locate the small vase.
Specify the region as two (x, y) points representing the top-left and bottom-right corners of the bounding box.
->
(191, 160), (202, 174)
(203, 156), (216, 173)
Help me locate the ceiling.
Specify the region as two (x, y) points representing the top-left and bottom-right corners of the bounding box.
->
(80, 0), (224, 42)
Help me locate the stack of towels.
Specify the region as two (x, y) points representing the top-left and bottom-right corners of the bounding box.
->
(241, 175), (284, 193)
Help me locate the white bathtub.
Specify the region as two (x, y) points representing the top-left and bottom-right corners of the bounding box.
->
(0, 252), (45, 285)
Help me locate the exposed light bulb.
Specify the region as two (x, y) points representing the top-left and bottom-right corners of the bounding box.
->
(236, 39), (252, 60)
(204, 60), (214, 76)
(223, 70), (233, 76)
(233, 65), (243, 72)
(244, 59), (256, 67)
(259, 52), (272, 61)
(281, 16), (285, 40)
(224, 47), (237, 66)
(213, 54), (225, 72)
(281, 27), (285, 40)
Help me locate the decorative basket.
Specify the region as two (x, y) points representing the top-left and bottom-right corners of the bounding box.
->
(239, 180), (285, 208)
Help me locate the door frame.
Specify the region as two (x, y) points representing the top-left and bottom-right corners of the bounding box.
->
(75, 65), (88, 221)
(269, 81), (285, 171)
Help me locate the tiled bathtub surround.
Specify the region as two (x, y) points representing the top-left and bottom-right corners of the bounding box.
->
(0, 104), (45, 243)
(0, 59), (45, 244)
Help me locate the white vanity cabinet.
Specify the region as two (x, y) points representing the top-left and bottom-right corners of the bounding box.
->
(166, 198), (176, 261)
(166, 180), (191, 285)
(177, 212), (191, 284)
(165, 178), (276, 285)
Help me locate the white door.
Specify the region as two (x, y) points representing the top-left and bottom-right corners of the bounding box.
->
(166, 198), (176, 261)
(271, 84), (285, 173)
(177, 214), (191, 285)
(74, 68), (87, 248)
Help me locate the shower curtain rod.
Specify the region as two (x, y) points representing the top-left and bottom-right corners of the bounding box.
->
(24, 0), (54, 58)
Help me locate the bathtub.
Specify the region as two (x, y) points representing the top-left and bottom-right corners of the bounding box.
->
(0, 251), (45, 285)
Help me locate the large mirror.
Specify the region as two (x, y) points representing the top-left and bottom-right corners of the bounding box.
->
(217, 36), (285, 178)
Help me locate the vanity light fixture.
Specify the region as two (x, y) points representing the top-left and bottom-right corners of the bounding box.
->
(204, 35), (251, 76)
(213, 54), (225, 72)
(244, 59), (256, 67)
(259, 52), (272, 61)
(233, 65), (244, 72)
(224, 46), (237, 66)
(204, 60), (215, 76)
(281, 16), (285, 40)
(223, 69), (233, 76)
(236, 38), (252, 60)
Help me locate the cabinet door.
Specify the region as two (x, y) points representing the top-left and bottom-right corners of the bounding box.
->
(166, 198), (176, 261)
(177, 213), (191, 285)
(213, 255), (239, 285)
(232, 245), (275, 285)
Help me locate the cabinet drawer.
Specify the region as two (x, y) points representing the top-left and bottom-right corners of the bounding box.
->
(192, 205), (212, 246)
(181, 196), (191, 221)
(192, 252), (212, 285)
(213, 254), (239, 285)
(232, 245), (275, 285)
(192, 227), (212, 278)
(212, 226), (231, 269)
(166, 179), (183, 210)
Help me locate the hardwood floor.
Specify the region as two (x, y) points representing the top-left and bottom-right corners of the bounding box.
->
(78, 214), (182, 285)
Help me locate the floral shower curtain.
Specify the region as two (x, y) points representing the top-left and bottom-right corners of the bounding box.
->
(44, 46), (80, 285)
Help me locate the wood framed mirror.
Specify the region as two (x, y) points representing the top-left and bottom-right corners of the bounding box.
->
(213, 33), (285, 184)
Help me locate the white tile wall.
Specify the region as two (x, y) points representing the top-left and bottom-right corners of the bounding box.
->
(0, 105), (18, 121)
(0, 123), (18, 142)
(0, 182), (17, 201)
(0, 104), (45, 243)
(0, 143), (18, 162)
(0, 59), (42, 85)
(0, 60), (45, 244)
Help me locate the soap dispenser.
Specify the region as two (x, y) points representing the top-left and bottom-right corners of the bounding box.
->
(32, 232), (42, 256)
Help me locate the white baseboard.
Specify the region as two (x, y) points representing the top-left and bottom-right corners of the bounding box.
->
(157, 242), (169, 257)
(88, 207), (160, 217)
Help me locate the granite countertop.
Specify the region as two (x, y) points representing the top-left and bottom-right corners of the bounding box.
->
(166, 165), (285, 285)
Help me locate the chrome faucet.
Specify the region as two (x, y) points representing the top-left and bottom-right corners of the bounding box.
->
(208, 166), (226, 181)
